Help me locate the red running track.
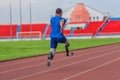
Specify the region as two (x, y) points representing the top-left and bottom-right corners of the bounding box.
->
(0, 43), (120, 80)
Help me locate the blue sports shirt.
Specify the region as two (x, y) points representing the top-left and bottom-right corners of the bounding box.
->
(50, 16), (66, 38)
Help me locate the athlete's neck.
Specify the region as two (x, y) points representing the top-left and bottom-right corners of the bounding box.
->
(55, 13), (62, 17)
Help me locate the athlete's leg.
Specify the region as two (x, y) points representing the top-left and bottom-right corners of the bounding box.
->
(65, 40), (73, 56)
(47, 38), (57, 66)
(47, 48), (56, 66)
(65, 40), (70, 55)
(48, 49), (57, 67)
(56, 36), (73, 56)
(49, 48), (56, 60)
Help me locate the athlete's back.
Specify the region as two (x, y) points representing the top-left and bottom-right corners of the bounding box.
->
(50, 16), (66, 38)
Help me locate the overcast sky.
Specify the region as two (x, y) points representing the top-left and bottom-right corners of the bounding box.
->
(0, 0), (120, 24)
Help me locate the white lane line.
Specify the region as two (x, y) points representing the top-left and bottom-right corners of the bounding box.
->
(0, 46), (113, 74)
(13, 50), (120, 80)
(64, 56), (120, 80)
(0, 58), (43, 67)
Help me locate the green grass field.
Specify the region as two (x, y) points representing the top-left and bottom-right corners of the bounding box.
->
(0, 38), (120, 61)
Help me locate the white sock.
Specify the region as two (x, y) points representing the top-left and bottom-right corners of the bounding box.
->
(50, 48), (55, 55)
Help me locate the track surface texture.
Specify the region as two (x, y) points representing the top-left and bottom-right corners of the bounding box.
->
(0, 43), (120, 80)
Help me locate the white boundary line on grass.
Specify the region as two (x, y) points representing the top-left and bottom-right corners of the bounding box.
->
(0, 46), (115, 74)
(64, 56), (120, 80)
(13, 50), (120, 80)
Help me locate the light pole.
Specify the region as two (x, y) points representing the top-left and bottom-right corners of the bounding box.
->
(10, 1), (12, 41)
(29, 1), (32, 40)
(20, 0), (22, 39)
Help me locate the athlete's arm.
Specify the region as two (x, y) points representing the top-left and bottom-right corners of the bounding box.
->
(60, 19), (65, 33)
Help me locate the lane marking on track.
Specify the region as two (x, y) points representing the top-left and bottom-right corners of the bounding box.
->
(0, 46), (115, 74)
(0, 58), (43, 67)
(64, 56), (120, 80)
(13, 50), (120, 80)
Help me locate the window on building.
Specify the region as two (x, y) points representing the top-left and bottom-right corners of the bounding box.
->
(97, 16), (99, 20)
(89, 17), (91, 20)
(93, 17), (95, 20)
(75, 15), (82, 20)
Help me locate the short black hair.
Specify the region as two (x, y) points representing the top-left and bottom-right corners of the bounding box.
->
(56, 8), (62, 14)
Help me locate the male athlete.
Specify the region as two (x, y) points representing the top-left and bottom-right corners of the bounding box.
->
(47, 8), (73, 66)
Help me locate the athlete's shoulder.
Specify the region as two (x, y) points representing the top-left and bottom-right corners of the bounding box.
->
(61, 17), (66, 23)
(50, 16), (55, 23)
(50, 16), (55, 20)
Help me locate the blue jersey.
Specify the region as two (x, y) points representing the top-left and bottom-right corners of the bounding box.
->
(50, 16), (66, 38)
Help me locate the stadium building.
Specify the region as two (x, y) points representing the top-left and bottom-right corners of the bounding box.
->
(0, 3), (120, 41)
(63, 3), (109, 30)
